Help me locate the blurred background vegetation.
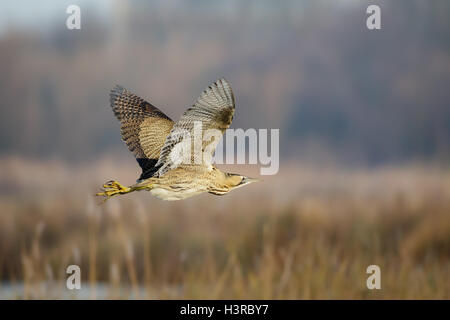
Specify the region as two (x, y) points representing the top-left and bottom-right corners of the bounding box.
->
(0, 0), (449, 299)
(1, 0), (450, 164)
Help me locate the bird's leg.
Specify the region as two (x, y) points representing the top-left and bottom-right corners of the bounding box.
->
(95, 180), (153, 202)
(95, 180), (133, 201)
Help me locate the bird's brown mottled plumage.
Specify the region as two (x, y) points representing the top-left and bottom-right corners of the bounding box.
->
(97, 78), (258, 201)
(156, 78), (235, 176)
(110, 86), (174, 180)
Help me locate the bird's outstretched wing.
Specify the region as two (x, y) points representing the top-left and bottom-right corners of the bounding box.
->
(110, 86), (174, 180)
(155, 78), (235, 177)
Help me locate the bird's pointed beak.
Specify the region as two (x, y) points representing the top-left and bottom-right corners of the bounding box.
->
(240, 176), (260, 185)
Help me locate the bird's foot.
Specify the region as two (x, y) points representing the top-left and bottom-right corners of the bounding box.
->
(95, 180), (131, 202)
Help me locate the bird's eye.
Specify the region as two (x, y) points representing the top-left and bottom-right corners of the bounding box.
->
(226, 173), (239, 177)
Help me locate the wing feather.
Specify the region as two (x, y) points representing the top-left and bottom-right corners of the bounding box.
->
(155, 78), (235, 177)
(110, 86), (174, 180)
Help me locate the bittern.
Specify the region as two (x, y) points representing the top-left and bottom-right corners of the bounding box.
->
(96, 78), (258, 201)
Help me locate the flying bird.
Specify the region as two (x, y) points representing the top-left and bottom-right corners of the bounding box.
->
(96, 78), (258, 201)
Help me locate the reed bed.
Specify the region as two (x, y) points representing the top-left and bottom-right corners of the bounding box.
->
(0, 157), (449, 299)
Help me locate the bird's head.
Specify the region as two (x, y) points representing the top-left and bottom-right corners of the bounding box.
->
(224, 172), (259, 191)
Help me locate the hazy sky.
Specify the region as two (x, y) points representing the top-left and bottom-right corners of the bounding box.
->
(0, 0), (112, 36)
(0, 0), (361, 37)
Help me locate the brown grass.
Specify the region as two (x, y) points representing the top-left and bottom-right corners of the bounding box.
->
(0, 156), (449, 299)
